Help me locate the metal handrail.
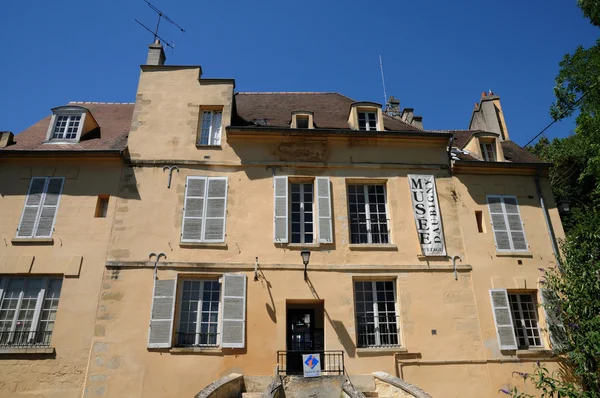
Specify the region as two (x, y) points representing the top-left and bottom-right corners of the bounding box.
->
(174, 332), (219, 347)
(0, 330), (53, 347)
(276, 350), (344, 376)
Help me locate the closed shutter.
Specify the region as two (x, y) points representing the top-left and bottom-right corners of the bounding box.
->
(17, 178), (47, 238)
(540, 289), (568, 351)
(182, 177), (206, 242)
(488, 195), (527, 251)
(35, 178), (64, 238)
(316, 177), (333, 244)
(221, 273), (247, 348)
(148, 278), (177, 348)
(273, 176), (288, 243)
(490, 289), (518, 350)
(204, 177), (228, 242)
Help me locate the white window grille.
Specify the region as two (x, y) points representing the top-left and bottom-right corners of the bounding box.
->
(354, 281), (399, 347)
(290, 183), (314, 244)
(358, 111), (377, 131)
(480, 143), (496, 161)
(348, 184), (389, 244)
(509, 293), (542, 348)
(0, 277), (62, 347)
(199, 111), (223, 146)
(51, 115), (82, 140)
(176, 280), (221, 347)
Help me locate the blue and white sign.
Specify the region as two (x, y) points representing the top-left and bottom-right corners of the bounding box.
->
(302, 353), (321, 378)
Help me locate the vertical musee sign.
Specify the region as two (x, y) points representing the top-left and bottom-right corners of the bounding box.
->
(408, 175), (446, 256)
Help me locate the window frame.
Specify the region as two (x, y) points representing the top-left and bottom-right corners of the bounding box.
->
(354, 280), (400, 348)
(198, 110), (223, 146)
(480, 142), (496, 161)
(508, 292), (543, 349)
(48, 112), (85, 142)
(16, 177), (65, 239)
(357, 111), (377, 131)
(175, 278), (223, 348)
(347, 184), (390, 244)
(486, 194), (528, 252)
(0, 276), (63, 347)
(289, 181), (315, 244)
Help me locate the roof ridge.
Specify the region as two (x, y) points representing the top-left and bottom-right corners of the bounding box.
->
(68, 101), (135, 105)
(236, 92), (341, 95)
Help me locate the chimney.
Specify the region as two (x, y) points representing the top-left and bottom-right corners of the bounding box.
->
(469, 90), (510, 141)
(411, 116), (423, 130)
(0, 131), (14, 148)
(401, 108), (414, 124)
(147, 40), (166, 66)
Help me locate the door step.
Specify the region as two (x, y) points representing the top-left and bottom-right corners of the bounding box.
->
(242, 392), (263, 398)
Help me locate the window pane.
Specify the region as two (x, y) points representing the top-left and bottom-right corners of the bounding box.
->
(354, 281), (398, 348)
(177, 279), (220, 347)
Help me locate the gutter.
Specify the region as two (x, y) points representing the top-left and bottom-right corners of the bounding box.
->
(0, 149), (123, 158)
(227, 126), (452, 140)
(454, 160), (552, 169)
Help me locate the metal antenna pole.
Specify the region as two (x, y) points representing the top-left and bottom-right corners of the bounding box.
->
(136, 0), (185, 49)
(379, 55), (388, 107)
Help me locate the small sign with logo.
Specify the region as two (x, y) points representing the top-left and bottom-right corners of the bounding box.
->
(302, 353), (321, 378)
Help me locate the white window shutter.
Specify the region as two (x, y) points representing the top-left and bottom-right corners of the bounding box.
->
(204, 177), (228, 242)
(490, 289), (518, 350)
(503, 197), (528, 251)
(148, 278), (177, 348)
(316, 177), (333, 244)
(488, 196), (511, 251)
(181, 177), (206, 242)
(221, 273), (247, 348)
(17, 177), (47, 238)
(34, 177), (64, 238)
(273, 176), (288, 243)
(540, 289), (568, 351)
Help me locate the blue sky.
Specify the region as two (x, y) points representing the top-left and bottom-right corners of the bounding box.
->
(0, 0), (597, 146)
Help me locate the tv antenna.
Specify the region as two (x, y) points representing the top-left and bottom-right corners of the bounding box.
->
(135, 0), (185, 50)
(379, 55), (388, 107)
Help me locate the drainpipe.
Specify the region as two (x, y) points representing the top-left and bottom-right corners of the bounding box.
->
(534, 169), (561, 269)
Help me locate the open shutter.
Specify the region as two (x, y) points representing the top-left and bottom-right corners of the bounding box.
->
(204, 177), (228, 242)
(182, 177), (206, 242)
(488, 196), (511, 251)
(221, 273), (247, 348)
(273, 176), (288, 243)
(503, 197), (528, 251)
(316, 177), (333, 244)
(34, 177), (64, 238)
(148, 278), (177, 348)
(17, 178), (47, 238)
(540, 289), (568, 351)
(490, 289), (518, 350)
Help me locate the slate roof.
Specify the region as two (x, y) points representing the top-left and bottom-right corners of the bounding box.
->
(1, 102), (135, 153)
(448, 130), (542, 163)
(233, 92), (422, 131)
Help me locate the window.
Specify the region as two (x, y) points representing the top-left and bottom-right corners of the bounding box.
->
(176, 280), (221, 347)
(358, 111), (377, 131)
(199, 110), (223, 146)
(95, 196), (109, 218)
(348, 184), (389, 244)
(296, 116), (309, 129)
(51, 114), (82, 140)
(480, 142), (496, 161)
(290, 183), (314, 244)
(17, 177), (64, 239)
(509, 293), (542, 348)
(181, 177), (228, 243)
(487, 195), (527, 251)
(475, 210), (485, 233)
(354, 281), (399, 347)
(0, 277), (62, 347)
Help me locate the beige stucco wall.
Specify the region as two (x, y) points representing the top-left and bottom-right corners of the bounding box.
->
(0, 157), (122, 397)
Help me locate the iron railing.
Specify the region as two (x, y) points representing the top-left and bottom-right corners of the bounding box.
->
(0, 330), (53, 347)
(277, 350), (344, 375)
(174, 332), (219, 347)
(356, 315), (401, 348)
(349, 218), (390, 244)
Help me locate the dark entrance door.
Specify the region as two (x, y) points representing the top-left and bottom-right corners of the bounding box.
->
(286, 308), (324, 374)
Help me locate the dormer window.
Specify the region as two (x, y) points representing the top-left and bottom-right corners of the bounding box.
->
(296, 116), (309, 129)
(358, 111), (377, 131)
(480, 142), (496, 161)
(45, 105), (98, 144)
(291, 111), (314, 129)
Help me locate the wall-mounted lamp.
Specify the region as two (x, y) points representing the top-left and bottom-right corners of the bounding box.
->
(557, 199), (570, 215)
(301, 249), (311, 281)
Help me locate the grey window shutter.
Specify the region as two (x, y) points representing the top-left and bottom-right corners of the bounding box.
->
(17, 177), (47, 238)
(148, 278), (177, 348)
(204, 177), (228, 242)
(221, 273), (247, 348)
(540, 289), (568, 351)
(181, 177), (206, 242)
(490, 289), (518, 350)
(488, 196), (511, 251)
(273, 176), (288, 243)
(34, 177), (64, 238)
(316, 177), (333, 244)
(503, 197), (528, 251)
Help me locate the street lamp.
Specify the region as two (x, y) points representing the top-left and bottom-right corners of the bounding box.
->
(557, 199), (570, 215)
(301, 249), (311, 281)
